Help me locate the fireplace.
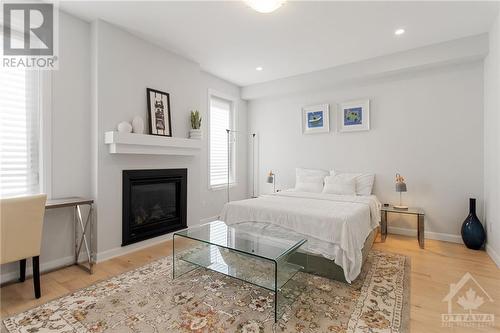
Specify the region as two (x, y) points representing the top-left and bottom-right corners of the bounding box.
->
(122, 169), (187, 246)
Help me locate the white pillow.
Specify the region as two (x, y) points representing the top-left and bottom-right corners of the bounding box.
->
(295, 174), (325, 193)
(330, 170), (375, 196)
(322, 175), (357, 195)
(296, 168), (329, 179)
(355, 173), (375, 195)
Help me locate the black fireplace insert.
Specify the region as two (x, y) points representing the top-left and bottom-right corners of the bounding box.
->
(122, 169), (187, 246)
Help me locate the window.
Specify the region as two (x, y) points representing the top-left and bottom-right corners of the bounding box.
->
(209, 93), (235, 189)
(0, 66), (40, 197)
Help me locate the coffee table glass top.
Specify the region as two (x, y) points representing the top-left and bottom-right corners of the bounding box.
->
(173, 221), (308, 322)
(174, 220), (306, 261)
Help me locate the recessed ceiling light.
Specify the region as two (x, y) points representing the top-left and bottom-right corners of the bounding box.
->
(256, 66), (263, 71)
(245, 0), (285, 14)
(394, 28), (405, 36)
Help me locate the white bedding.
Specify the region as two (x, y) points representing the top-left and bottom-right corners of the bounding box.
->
(220, 190), (381, 283)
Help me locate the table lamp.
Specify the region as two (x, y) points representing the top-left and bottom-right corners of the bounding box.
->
(394, 173), (408, 210)
(267, 170), (276, 193)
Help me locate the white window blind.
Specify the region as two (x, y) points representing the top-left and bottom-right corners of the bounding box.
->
(209, 95), (235, 188)
(0, 66), (40, 198)
(209, 222), (229, 274)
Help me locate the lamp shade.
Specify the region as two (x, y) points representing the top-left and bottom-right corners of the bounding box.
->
(395, 182), (407, 192)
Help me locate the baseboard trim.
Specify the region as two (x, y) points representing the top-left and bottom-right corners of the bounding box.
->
(387, 226), (462, 244)
(486, 244), (500, 268)
(1, 217), (221, 284)
(96, 233), (173, 262)
(96, 217), (219, 263)
(1, 255), (75, 284)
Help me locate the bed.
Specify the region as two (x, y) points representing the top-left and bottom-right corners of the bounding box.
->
(220, 190), (381, 283)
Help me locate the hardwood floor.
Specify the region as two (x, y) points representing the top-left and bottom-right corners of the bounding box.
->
(1, 234), (499, 332)
(372, 235), (500, 332)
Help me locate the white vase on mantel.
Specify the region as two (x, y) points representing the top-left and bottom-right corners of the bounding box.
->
(189, 129), (202, 139)
(131, 116), (144, 134)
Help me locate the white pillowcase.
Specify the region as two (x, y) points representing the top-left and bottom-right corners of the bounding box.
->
(330, 170), (375, 196)
(296, 168), (329, 179)
(295, 175), (325, 193)
(295, 168), (329, 193)
(322, 175), (356, 195)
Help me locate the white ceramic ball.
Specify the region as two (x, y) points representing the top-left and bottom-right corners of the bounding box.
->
(117, 121), (132, 133)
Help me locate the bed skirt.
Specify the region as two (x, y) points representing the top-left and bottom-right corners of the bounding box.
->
(289, 228), (378, 283)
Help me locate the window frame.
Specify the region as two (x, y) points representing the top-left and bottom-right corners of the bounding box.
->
(207, 89), (237, 191)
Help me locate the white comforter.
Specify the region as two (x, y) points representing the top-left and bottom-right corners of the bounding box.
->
(220, 190), (381, 283)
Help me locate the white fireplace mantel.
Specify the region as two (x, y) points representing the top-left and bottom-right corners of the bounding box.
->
(104, 131), (201, 155)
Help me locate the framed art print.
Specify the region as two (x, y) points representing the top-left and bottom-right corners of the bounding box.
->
(339, 99), (370, 132)
(302, 104), (329, 134)
(147, 88), (172, 137)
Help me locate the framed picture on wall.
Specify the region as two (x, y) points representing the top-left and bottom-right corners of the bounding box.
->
(338, 99), (370, 132)
(147, 88), (172, 137)
(302, 104), (330, 134)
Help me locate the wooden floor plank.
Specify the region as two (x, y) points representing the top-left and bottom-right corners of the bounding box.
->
(1, 233), (499, 332)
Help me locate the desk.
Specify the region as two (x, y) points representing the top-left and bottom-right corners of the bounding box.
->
(380, 206), (425, 249)
(46, 197), (94, 273)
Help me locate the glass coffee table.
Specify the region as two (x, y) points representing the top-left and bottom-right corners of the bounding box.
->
(172, 220), (307, 322)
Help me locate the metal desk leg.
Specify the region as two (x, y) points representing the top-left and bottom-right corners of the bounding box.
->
(381, 210), (388, 242)
(417, 214), (424, 249)
(89, 204), (93, 273)
(75, 203), (94, 274)
(87, 204), (93, 273)
(74, 206), (78, 262)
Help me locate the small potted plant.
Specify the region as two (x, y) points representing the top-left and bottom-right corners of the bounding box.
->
(189, 110), (202, 139)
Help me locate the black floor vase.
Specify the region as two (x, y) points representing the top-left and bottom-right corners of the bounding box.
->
(461, 198), (486, 250)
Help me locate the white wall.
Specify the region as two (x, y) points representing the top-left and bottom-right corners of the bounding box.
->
(248, 61), (484, 240)
(484, 13), (500, 267)
(92, 20), (200, 258)
(91, 21), (248, 260)
(1, 16), (247, 281)
(1, 12), (91, 282)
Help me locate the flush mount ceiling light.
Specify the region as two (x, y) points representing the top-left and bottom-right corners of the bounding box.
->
(256, 66), (263, 71)
(245, 0), (285, 13)
(394, 28), (406, 36)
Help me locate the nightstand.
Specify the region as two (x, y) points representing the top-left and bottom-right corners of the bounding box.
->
(380, 206), (425, 249)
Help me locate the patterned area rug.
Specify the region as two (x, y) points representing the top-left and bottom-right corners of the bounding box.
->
(2, 250), (410, 333)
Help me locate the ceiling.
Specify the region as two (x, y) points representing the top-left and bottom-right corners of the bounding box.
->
(60, 1), (499, 86)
